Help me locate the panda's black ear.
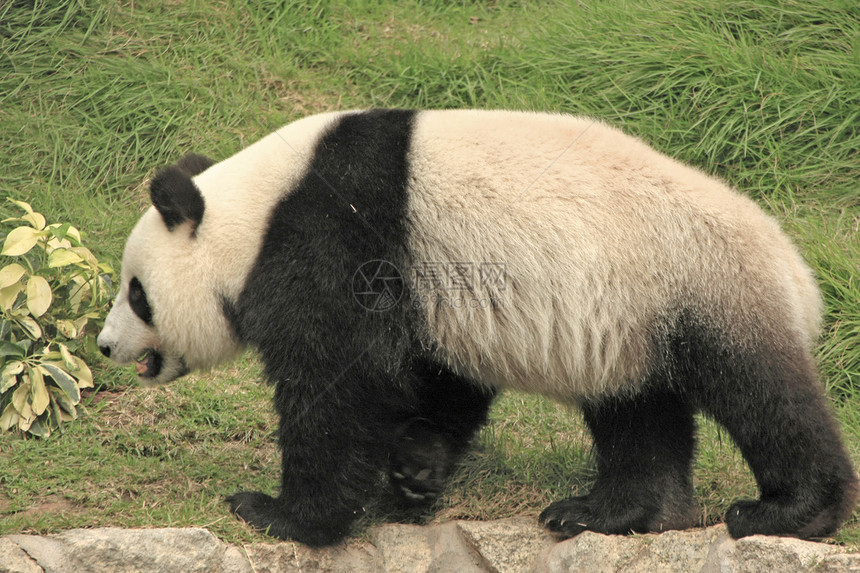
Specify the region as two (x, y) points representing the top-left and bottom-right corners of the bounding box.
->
(176, 153), (215, 177)
(150, 165), (205, 233)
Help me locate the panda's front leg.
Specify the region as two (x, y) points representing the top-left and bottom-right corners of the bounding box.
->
(227, 490), (359, 546)
(227, 368), (392, 546)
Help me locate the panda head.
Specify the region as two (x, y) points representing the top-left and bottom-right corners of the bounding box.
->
(98, 154), (243, 385)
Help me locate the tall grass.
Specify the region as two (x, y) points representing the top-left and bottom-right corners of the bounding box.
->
(1, 0), (858, 546)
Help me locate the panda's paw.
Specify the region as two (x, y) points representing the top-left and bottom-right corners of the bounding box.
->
(724, 499), (773, 538)
(539, 497), (592, 537)
(540, 494), (660, 537)
(724, 497), (841, 539)
(390, 419), (454, 507)
(227, 491), (350, 546)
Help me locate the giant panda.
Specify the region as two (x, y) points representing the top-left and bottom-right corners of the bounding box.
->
(97, 109), (858, 546)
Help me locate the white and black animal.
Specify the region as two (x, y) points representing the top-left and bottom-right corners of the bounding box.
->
(98, 109), (858, 546)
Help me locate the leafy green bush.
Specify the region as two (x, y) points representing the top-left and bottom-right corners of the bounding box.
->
(0, 199), (114, 437)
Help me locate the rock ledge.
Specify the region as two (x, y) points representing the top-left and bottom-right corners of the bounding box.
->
(2, 520), (858, 573)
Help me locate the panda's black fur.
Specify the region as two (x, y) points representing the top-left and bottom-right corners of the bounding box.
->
(223, 109), (467, 543)
(99, 109), (858, 546)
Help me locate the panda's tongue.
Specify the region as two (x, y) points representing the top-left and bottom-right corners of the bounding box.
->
(135, 352), (153, 376)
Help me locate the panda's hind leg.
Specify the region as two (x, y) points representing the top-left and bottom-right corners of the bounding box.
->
(390, 362), (496, 507)
(691, 341), (859, 539)
(540, 389), (698, 537)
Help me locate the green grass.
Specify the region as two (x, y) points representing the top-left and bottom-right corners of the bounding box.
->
(1, 0), (858, 548)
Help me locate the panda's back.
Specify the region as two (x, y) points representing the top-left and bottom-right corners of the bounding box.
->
(405, 110), (821, 400)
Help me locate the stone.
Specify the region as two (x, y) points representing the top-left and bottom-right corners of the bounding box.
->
(372, 523), (431, 572)
(532, 524), (858, 573)
(817, 553), (860, 573)
(2, 522), (859, 573)
(456, 517), (555, 573)
(7, 528), (225, 573)
(242, 540), (380, 573)
(640, 526), (729, 573)
(426, 521), (488, 572)
(0, 537), (42, 573)
(721, 534), (841, 573)
(5, 534), (65, 573)
(535, 530), (643, 573)
(219, 546), (254, 573)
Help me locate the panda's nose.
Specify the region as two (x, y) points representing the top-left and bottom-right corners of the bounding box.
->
(99, 345), (111, 358)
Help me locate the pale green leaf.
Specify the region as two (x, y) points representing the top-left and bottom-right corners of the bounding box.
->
(26, 417), (51, 437)
(55, 319), (77, 338)
(46, 224), (74, 250)
(0, 375), (19, 394)
(26, 275), (52, 317)
(1, 226), (44, 256)
(0, 263), (26, 288)
(1, 373), (20, 394)
(73, 316), (89, 334)
(29, 366), (50, 415)
(59, 343), (76, 370)
(2, 361), (24, 377)
(1, 361), (24, 393)
(48, 248), (85, 268)
(46, 237), (73, 252)
(0, 283), (23, 312)
(71, 357), (93, 388)
(62, 224), (81, 244)
(50, 396), (63, 423)
(69, 279), (90, 310)
(40, 362), (81, 404)
(71, 246), (97, 266)
(8, 199), (33, 214)
(0, 342), (25, 359)
(49, 385), (78, 417)
(17, 316), (42, 339)
(0, 403), (19, 431)
(22, 212), (46, 231)
(18, 411), (34, 432)
(47, 222), (70, 239)
(12, 379), (30, 412)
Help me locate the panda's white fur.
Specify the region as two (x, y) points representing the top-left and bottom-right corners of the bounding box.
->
(99, 109), (856, 546)
(99, 111), (347, 384)
(406, 110), (822, 400)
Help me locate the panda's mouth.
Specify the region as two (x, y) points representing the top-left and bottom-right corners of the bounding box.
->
(135, 349), (163, 379)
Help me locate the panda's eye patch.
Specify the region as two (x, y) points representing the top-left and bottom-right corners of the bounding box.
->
(128, 277), (153, 325)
